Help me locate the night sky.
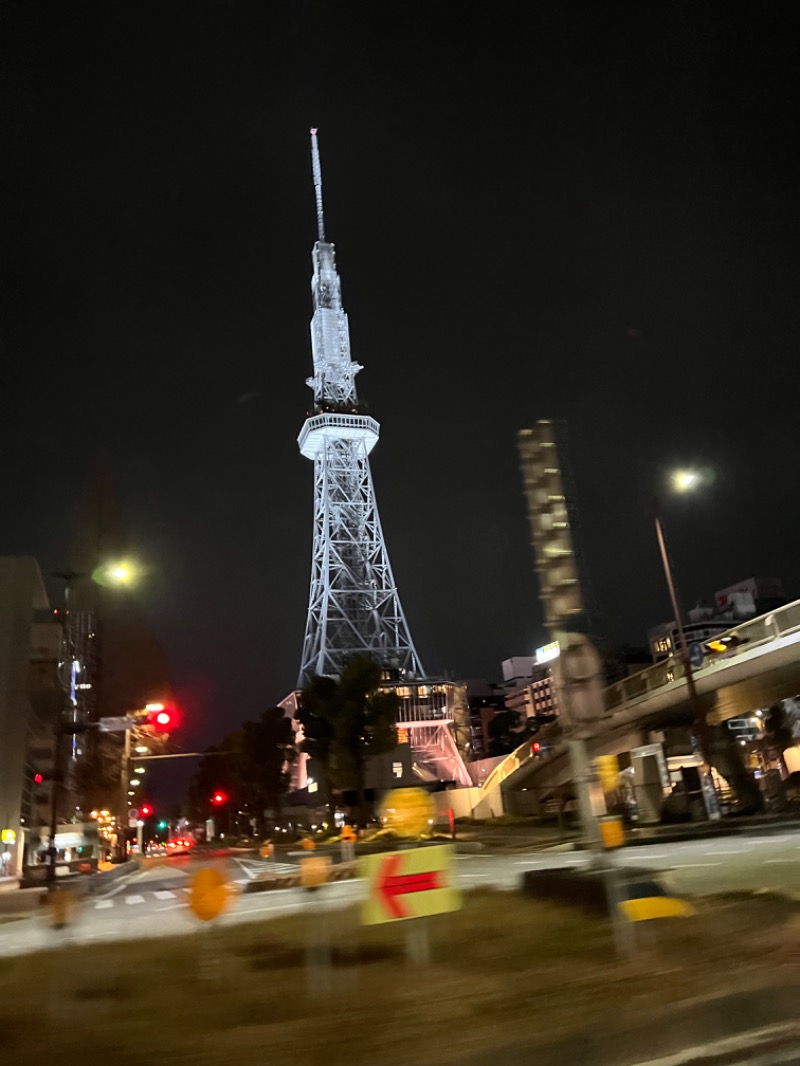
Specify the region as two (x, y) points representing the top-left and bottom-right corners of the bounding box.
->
(2, 3), (799, 786)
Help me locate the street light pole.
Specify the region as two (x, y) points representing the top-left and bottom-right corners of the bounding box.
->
(653, 500), (719, 819)
(117, 726), (131, 861)
(653, 507), (697, 691)
(45, 714), (66, 892)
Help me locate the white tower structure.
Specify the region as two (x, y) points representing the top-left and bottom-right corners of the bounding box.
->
(297, 129), (424, 687)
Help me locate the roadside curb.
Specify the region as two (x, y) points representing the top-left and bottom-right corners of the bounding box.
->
(90, 861), (137, 897)
(537, 820), (800, 853)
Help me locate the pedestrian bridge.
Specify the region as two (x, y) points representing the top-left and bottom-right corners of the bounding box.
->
(475, 598), (800, 816)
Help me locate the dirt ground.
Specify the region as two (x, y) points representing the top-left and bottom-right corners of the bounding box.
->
(0, 888), (798, 1066)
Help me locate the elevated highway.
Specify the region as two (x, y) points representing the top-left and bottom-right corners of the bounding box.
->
(476, 598), (800, 816)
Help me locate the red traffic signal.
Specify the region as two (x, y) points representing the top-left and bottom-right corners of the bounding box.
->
(34, 772), (44, 784)
(210, 790), (228, 806)
(139, 803), (154, 818)
(145, 702), (179, 731)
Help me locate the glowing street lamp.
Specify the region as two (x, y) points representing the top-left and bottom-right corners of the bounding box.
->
(671, 469), (699, 493)
(93, 558), (140, 588)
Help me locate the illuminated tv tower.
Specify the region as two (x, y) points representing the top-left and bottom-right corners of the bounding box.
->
(296, 129), (424, 687)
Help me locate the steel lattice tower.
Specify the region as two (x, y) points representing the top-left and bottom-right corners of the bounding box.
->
(296, 130), (424, 687)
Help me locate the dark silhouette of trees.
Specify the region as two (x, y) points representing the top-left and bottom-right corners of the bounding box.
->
(187, 707), (294, 835)
(298, 656), (399, 824)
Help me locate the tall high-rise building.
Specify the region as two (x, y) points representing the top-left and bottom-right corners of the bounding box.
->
(296, 130), (424, 687)
(517, 421), (586, 631)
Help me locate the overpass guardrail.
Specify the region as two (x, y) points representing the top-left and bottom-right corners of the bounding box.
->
(480, 597), (800, 797)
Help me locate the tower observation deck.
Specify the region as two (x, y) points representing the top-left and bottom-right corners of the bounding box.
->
(296, 130), (424, 687)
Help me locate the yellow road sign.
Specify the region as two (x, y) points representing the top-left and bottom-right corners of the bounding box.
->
(45, 890), (76, 929)
(189, 867), (230, 922)
(599, 815), (624, 849)
(620, 895), (695, 921)
(300, 856), (331, 888)
(360, 845), (460, 924)
(379, 788), (435, 837)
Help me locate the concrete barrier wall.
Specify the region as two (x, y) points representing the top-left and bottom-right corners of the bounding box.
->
(430, 788), (484, 821)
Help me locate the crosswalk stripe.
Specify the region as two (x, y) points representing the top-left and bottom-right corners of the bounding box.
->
(125, 894), (145, 905)
(95, 900), (113, 909)
(153, 890), (176, 899)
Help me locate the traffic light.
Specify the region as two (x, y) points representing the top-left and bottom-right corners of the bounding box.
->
(210, 790), (228, 806)
(139, 803), (154, 818)
(144, 702), (179, 732)
(157, 820), (168, 830)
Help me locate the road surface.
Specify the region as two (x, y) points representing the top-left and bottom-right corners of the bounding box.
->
(1, 827), (798, 957)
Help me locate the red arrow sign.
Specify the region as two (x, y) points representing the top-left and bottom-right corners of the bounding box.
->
(377, 853), (443, 918)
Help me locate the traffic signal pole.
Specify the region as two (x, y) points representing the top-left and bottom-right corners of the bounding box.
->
(46, 714), (67, 891)
(116, 727), (131, 861)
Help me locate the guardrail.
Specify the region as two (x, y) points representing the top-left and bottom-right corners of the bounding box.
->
(605, 598), (800, 713)
(480, 597), (800, 796)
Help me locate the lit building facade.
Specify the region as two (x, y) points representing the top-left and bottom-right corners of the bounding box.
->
(0, 558), (61, 877)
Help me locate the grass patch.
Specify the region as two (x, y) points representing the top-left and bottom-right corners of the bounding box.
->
(0, 889), (796, 1066)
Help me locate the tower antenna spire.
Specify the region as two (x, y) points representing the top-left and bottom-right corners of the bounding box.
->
(309, 127), (325, 243)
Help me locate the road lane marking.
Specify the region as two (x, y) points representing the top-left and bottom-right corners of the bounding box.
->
(764, 858), (798, 864)
(125, 895), (145, 904)
(104, 879), (135, 898)
(153, 890), (175, 899)
(234, 859), (257, 880)
(674, 857), (725, 865)
(94, 900), (113, 909)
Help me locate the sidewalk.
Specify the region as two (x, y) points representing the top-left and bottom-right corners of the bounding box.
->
(625, 813), (800, 847)
(455, 813), (800, 852)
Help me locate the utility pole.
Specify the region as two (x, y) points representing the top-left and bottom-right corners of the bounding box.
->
(653, 502), (720, 820)
(117, 726), (132, 861)
(45, 715), (65, 891)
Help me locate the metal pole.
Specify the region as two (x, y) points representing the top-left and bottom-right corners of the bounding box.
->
(654, 508), (719, 818)
(654, 512), (690, 663)
(46, 715), (65, 892)
(118, 727), (131, 860)
(653, 510), (705, 719)
(568, 736), (602, 862)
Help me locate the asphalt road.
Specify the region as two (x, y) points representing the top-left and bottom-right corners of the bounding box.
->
(512, 829), (800, 897)
(1, 827), (798, 957)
